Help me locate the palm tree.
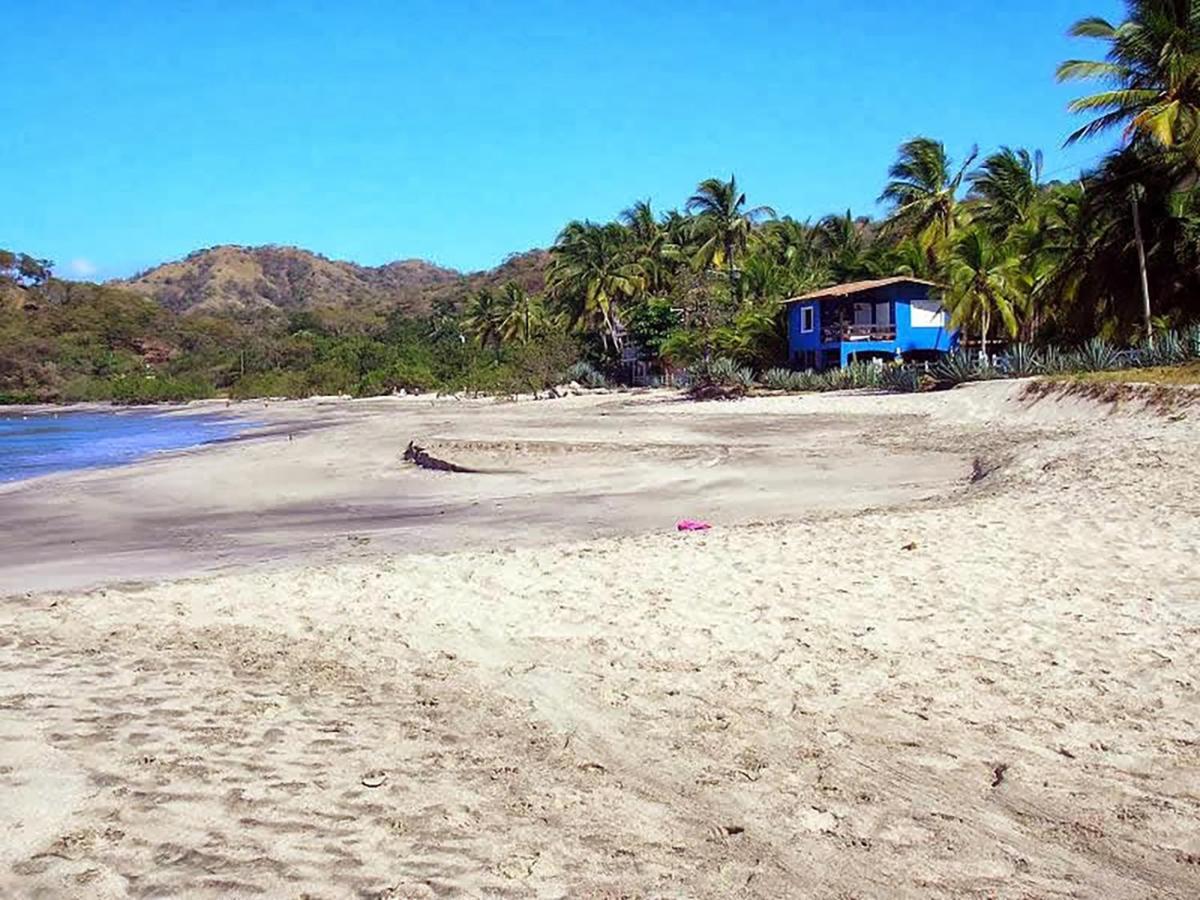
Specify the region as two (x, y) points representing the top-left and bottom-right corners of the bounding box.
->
(685, 175), (776, 291)
(463, 288), (504, 353)
(886, 236), (939, 280)
(813, 211), (880, 282)
(1057, 1), (1200, 156)
(1057, 3), (1200, 340)
(967, 147), (1045, 236)
(879, 137), (978, 242)
(620, 199), (681, 294)
(547, 221), (645, 352)
(1036, 145), (1200, 340)
(944, 227), (1021, 359)
(620, 200), (659, 245)
(496, 281), (544, 344)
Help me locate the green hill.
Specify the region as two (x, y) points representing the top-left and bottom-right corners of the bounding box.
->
(117, 244), (548, 317)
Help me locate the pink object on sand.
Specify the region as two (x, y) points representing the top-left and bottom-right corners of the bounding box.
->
(676, 519), (712, 532)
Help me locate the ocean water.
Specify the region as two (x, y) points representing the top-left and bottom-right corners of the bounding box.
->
(0, 410), (251, 483)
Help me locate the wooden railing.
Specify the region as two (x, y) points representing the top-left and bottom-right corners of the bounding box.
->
(822, 325), (897, 343)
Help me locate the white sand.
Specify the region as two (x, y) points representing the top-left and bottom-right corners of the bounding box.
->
(1, 382), (1198, 897)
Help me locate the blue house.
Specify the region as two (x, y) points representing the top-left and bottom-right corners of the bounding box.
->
(782, 277), (958, 369)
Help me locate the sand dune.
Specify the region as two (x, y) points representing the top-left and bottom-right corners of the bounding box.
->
(2, 382), (1198, 897)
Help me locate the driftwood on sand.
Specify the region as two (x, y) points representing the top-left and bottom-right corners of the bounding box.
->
(403, 441), (481, 473)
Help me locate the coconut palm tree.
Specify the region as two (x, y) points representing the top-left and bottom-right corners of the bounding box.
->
(619, 200), (681, 294)
(1057, 1), (1200, 157)
(967, 147), (1045, 237)
(685, 175), (776, 291)
(463, 287), (504, 353)
(620, 200), (659, 245)
(885, 236), (939, 280)
(1036, 144), (1200, 340)
(1057, 3), (1200, 340)
(944, 226), (1021, 359)
(547, 221), (645, 352)
(813, 211), (880, 282)
(496, 281), (544, 345)
(879, 137), (978, 243)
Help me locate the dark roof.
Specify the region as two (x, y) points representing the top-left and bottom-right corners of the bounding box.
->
(781, 277), (938, 305)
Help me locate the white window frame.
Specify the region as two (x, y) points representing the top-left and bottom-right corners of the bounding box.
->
(800, 305), (814, 334)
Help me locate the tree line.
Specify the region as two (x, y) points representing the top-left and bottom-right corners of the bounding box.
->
(462, 0), (1200, 371)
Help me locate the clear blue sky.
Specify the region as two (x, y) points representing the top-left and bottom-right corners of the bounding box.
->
(3, 0), (1123, 280)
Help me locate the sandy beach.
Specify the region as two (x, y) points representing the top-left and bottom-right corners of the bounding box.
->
(1, 382), (1198, 897)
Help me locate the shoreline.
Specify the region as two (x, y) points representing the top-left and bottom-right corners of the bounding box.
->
(0, 407), (282, 491)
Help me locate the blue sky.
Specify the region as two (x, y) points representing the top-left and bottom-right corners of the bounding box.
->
(4, 0), (1122, 280)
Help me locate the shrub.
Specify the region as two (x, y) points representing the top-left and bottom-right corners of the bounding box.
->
(565, 361), (608, 389)
(230, 369), (311, 399)
(106, 374), (214, 404)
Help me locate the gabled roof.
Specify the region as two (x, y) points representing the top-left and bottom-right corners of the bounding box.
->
(782, 277), (938, 305)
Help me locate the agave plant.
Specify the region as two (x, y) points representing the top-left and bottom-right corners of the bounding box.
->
(931, 350), (983, 386)
(1143, 330), (1187, 367)
(566, 361), (608, 388)
(1077, 338), (1121, 372)
(842, 360), (884, 389)
(882, 364), (921, 392)
(998, 343), (1042, 377)
(1038, 346), (1080, 374)
(1183, 324), (1200, 360)
(795, 370), (825, 391)
(763, 367), (804, 391)
(689, 356), (754, 389)
(818, 368), (851, 390)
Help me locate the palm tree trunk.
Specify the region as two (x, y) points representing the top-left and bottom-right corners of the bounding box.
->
(980, 307), (990, 362)
(1131, 191), (1153, 344)
(727, 240), (737, 297)
(601, 304), (622, 354)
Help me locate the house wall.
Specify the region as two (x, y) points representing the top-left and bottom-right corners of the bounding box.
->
(889, 283), (956, 356)
(787, 301), (822, 365)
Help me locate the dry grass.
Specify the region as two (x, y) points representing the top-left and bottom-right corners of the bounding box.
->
(1048, 361), (1200, 386)
(1025, 368), (1200, 416)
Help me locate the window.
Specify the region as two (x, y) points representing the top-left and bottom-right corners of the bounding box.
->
(800, 305), (814, 333)
(909, 298), (947, 328)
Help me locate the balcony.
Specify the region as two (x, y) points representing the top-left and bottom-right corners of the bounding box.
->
(821, 324), (897, 344)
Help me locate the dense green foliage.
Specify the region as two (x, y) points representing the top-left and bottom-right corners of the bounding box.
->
(0, 280), (580, 403)
(6, 1), (1200, 404)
